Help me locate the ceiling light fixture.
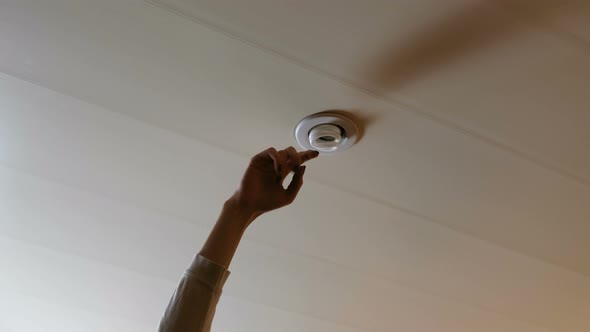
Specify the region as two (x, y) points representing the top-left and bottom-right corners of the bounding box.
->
(294, 111), (359, 154)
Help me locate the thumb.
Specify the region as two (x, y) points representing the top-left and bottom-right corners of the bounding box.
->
(285, 165), (306, 203)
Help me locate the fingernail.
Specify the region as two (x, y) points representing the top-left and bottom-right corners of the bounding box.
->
(313, 151), (320, 156)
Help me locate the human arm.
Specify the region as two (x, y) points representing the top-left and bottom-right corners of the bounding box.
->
(158, 147), (319, 332)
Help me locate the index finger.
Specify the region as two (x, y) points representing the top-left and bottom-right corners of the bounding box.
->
(299, 150), (320, 164)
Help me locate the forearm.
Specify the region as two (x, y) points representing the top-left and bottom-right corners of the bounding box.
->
(158, 197), (254, 332)
(199, 196), (256, 268)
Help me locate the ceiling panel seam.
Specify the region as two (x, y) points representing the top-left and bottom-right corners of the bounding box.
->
(3, 70), (589, 280)
(1, 291), (155, 330)
(144, 0), (590, 189)
(4, 235), (374, 331)
(3, 161), (588, 331)
(0, 230), (563, 332)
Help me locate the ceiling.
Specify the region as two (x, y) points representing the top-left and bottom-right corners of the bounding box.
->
(1, 0), (589, 331)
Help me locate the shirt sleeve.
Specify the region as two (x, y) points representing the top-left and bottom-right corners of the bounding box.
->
(158, 254), (231, 332)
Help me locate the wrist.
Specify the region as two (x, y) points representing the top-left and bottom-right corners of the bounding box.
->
(223, 195), (259, 228)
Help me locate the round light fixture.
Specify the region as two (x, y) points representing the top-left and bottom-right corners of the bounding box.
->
(294, 111), (359, 154)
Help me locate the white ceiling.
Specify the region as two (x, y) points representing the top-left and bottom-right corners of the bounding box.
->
(1, 0), (589, 331)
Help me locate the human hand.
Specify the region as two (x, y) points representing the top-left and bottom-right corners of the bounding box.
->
(230, 147), (319, 220)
